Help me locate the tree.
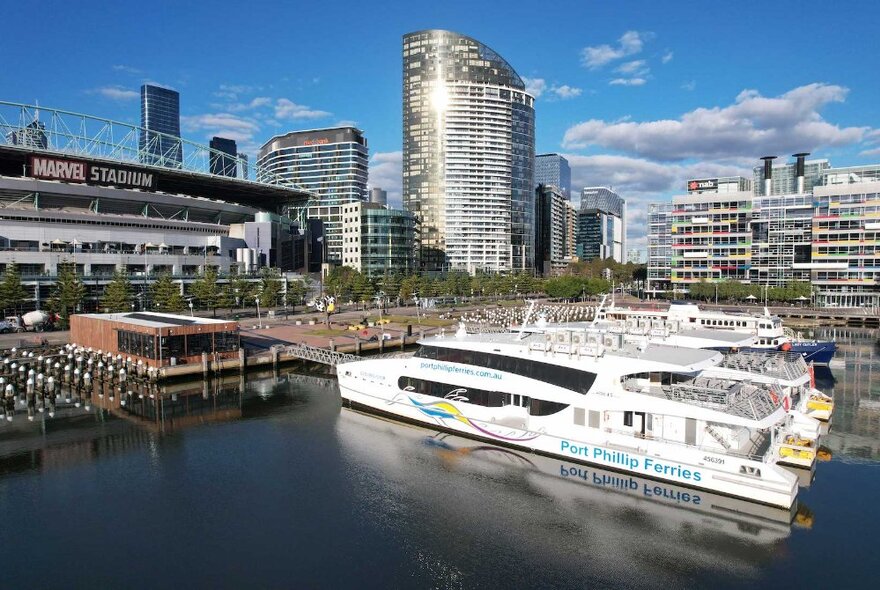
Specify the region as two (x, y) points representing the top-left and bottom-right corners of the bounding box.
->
(227, 272), (254, 311)
(257, 267), (282, 308)
(0, 264), (29, 315)
(100, 269), (133, 312)
(351, 272), (374, 305)
(286, 279), (307, 314)
(151, 273), (185, 313)
(190, 267), (222, 317)
(399, 275), (419, 303)
(50, 264), (86, 328)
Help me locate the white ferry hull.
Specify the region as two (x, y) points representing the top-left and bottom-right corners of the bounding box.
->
(339, 370), (798, 509)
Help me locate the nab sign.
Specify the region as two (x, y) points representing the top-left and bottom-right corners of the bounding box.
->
(687, 178), (719, 192)
(29, 155), (157, 190)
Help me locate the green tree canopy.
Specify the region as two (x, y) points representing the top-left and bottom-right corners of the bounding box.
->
(50, 264), (86, 328)
(257, 267), (283, 307)
(151, 273), (185, 313)
(190, 267), (222, 316)
(100, 269), (133, 313)
(0, 264), (29, 315)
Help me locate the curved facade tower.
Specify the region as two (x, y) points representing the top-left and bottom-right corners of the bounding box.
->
(403, 30), (535, 273)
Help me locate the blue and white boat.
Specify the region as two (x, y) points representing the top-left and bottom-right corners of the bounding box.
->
(599, 301), (837, 365)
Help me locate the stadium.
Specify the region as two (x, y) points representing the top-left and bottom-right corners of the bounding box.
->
(0, 101), (314, 312)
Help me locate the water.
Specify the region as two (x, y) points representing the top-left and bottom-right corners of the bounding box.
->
(1, 328), (878, 589)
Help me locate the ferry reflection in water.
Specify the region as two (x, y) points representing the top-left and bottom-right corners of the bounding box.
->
(335, 409), (812, 585)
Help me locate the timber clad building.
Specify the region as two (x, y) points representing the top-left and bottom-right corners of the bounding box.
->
(70, 312), (239, 367)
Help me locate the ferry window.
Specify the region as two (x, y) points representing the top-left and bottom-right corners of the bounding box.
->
(624, 411), (633, 427)
(588, 410), (600, 429)
(415, 346), (597, 395)
(530, 399), (569, 416)
(574, 407), (585, 425)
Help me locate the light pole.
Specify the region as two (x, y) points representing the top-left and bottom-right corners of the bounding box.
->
(188, 301), (194, 317)
(255, 295), (262, 329)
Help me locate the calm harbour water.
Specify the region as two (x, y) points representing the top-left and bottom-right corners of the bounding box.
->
(1, 327), (878, 589)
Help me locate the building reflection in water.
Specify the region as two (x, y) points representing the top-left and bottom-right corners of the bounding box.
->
(0, 368), (336, 478)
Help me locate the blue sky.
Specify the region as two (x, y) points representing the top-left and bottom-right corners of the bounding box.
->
(4, 0), (879, 251)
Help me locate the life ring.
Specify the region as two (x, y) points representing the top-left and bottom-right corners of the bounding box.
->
(783, 396), (792, 411)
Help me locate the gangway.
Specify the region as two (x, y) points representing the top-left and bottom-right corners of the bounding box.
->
(284, 344), (359, 366)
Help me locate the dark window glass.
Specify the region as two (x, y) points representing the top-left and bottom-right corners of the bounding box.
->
(624, 411), (633, 427)
(415, 345), (596, 394)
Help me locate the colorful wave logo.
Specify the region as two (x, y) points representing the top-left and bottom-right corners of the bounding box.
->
(408, 396), (540, 442)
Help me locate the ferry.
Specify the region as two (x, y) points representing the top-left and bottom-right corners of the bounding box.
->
(337, 322), (809, 508)
(598, 301), (837, 365)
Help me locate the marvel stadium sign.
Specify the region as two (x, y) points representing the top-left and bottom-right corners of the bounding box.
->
(29, 155), (157, 190)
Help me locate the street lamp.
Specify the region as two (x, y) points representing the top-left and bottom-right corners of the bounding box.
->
(188, 301), (194, 317)
(255, 295), (262, 329)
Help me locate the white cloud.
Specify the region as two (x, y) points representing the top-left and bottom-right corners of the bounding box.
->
(581, 31), (649, 69)
(180, 113), (262, 144)
(616, 60), (648, 75)
(552, 85), (582, 100)
(661, 51), (674, 64)
(681, 80), (696, 91)
(92, 86), (139, 101)
(522, 77), (547, 98)
(112, 64), (142, 75)
(368, 151), (403, 208)
(227, 96), (272, 112)
(274, 98), (331, 120)
(609, 77), (647, 87)
(860, 147), (880, 156)
(563, 83), (869, 160)
(213, 84), (261, 100)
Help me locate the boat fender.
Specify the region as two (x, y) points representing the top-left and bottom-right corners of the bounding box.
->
(783, 396), (791, 411)
(769, 390), (779, 405)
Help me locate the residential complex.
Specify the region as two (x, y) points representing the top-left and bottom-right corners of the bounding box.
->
(257, 126), (369, 265)
(139, 85), (182, 167)
(535, 154), (571, 200)
(340, 201), (419, 278)
(402, 29), (535, 273)
(577, 187), (626, 263)
(647, 155), (880, 307)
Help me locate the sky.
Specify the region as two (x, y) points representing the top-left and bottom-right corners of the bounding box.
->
(3, 0), (879, 254)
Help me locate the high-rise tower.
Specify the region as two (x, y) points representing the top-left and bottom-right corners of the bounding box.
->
(402, 30), (535, 273)
(139, 84), (181, 167)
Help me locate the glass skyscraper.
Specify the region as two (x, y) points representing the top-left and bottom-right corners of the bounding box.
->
(140, 85), (182, 167)
(403, 30), (535, 273)
(257, 126), (368, 265)
(535, 153), (571, 200)
(577, 187), (626, 263)
(209, 136), (238, 177)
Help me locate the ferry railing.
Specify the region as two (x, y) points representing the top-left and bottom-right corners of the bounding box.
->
(718, 350), (808, 382)
(624, 379), (778, 421)
(599, 423), (770, 462)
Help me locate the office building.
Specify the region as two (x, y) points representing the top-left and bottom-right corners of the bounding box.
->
(646, 202), (674, 293)
(808, 166), (880, 307)
(339, 202), (418, 278)
(535, 154), (571, 200)
(402, 29), (535, 273)
(648, 155), (880, 306)
(753, 156), (828, 196)
(577, 187), (626, 263)
(370, 187), (387, 206)
(627, 249), (643, 264)
(6, 119), (48, 149)
(139, 85), (182, 167)
(258, 126), (369, 265)
(209, 136), (238, 177)
(534, 185), (575, 276)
